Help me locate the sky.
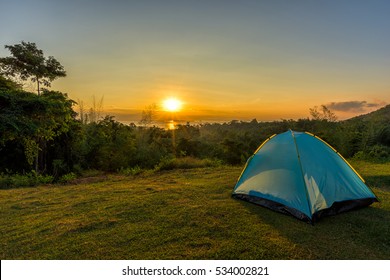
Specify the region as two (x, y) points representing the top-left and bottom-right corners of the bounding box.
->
(1, 0), (389, 122)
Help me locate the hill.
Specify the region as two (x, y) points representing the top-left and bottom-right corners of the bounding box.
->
(323, 104), (390, 158)
(344, 104), (390, 123)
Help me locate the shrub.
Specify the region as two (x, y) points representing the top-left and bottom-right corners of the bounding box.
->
(58, 172), (77, 184)
(36, 174), (54, 184)
(368, 145), (390, 160)
(352, 151), (366, 160)
(119, 166), (143, 176)
(352, 146), (390, 162)
(0, 172), (54, 189)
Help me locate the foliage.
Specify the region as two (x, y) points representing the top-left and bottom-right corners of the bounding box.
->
(368, 145), (390, 159)
(0, 41), (66, 94)
(0, 172), (53, 189)
(75, 116), (138, 171)
(58, 172), (77, 184)
(0, 75), (22, 91)
(0, 89), (79, 174)
(309, 105), (338, 122)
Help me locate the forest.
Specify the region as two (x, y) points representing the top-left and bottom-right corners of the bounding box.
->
(1, 42), (390, 187)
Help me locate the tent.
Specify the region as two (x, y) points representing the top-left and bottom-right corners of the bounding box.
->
(232, 130), (378, 223)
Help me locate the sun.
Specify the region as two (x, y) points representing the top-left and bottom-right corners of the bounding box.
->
(163, 97), (182, 112)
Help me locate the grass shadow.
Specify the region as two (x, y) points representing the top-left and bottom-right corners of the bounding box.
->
(366, 175), (390, 192)
(234, 177), (390, 259)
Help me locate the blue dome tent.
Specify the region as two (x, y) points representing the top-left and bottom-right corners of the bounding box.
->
(232, 130), (378, 223)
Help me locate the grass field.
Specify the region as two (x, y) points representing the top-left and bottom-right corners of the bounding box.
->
(0, 160), (389, 259)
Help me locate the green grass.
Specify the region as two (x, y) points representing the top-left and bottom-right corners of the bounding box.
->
(0, 160), (389, 259)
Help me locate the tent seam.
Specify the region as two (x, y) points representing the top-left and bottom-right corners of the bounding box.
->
(290, 130), (313, 221)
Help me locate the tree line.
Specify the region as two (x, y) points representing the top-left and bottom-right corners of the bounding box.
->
(1, 42), (389, 183)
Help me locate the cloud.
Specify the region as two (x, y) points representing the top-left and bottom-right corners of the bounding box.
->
(326, 100), (386, 113)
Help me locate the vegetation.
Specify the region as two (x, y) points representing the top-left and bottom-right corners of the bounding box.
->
(0, 41), (66, 95)
(1, 74), (390, 181)
(0, 88), (78, 175)
(1, 43), (389, 179)
(0, 161), (389, 259)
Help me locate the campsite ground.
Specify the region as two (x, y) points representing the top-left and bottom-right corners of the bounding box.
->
(0, 160), (389, 259)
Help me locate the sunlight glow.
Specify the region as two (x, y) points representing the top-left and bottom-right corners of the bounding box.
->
(167, 120), (176, 130)
(163, 97), (182, 112)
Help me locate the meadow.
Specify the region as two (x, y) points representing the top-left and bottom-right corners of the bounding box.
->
(0, 159), (389, 260)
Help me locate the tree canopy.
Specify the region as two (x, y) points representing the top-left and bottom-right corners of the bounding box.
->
(0, 41), (66, 95)
(0, 75), (22, 91)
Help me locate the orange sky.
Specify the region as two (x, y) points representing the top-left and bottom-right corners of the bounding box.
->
(1, 1), (389, 122)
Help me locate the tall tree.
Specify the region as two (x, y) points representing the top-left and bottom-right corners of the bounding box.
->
(0, 41), (66, 95)
(139, 103), (158, 126)
(309, 105), (338, 122)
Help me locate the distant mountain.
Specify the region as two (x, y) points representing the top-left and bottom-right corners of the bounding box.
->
(344, 104), (390, 124)
(339, 104), (390, 154)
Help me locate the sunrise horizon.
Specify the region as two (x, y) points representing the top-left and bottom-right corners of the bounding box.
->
(1, 0), (389, 124)
(75, 95), (387, 126)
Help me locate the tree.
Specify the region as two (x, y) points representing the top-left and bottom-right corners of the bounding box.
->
(309, 105), (337, 122)
(0, 74), (22, 91)
(0, 89), (78, 173)
(0, 41), (66, 95)
(139, 103), (158, 126)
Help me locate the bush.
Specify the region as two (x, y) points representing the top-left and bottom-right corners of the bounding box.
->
(58, 172), (77, 184)
(0, 172), (54, 189)
(36, 174), (54, 184)
(368, 145), (390, 160)
(352, 146), (390, 162)
(352, 151), (366, 160)
(119, 166), (143, 176)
